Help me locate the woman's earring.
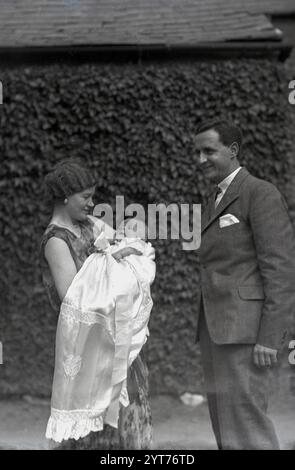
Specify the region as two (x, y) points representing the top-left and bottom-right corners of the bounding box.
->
(64, 198), (68, 204)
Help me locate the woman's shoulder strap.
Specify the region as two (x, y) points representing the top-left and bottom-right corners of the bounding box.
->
(40, 225), (71, 253)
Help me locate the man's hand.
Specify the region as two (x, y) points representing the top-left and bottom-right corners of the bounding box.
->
(112, 247), (142, 262)
(253, 344), (278, 368)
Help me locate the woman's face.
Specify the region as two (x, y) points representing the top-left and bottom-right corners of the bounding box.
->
(66, 186), (96, 222)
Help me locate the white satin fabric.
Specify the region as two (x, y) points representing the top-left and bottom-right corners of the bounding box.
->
(46, 236), (155, 442)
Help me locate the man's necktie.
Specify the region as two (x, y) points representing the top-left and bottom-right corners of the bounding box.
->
(207, 186), (222, 220)
(214, 186), (222, 208)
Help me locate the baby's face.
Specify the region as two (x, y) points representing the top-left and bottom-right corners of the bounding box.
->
(116, 219), (146, 240)
(115, 222), (128, 240)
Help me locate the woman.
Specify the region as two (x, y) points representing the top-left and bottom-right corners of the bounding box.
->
(40, 159), (152, 450)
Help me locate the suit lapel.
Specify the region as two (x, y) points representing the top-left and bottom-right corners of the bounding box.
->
(201, 167), (249, 234)
(201, 193), (215, 231)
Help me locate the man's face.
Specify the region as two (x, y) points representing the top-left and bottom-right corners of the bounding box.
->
(194, 129), (237, 183)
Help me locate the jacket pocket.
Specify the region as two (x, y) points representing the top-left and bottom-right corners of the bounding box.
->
(238, 285), (265, 300)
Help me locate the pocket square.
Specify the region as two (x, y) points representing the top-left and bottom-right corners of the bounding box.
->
(219, 214), (240, 228)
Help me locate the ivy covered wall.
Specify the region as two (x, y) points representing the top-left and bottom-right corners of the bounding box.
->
(0, 59), (294, 397)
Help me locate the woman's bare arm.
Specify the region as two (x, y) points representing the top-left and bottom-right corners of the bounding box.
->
(44, 237), (77, 301)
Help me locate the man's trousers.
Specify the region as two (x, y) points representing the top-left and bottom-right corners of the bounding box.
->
(198, 309), (280, 450)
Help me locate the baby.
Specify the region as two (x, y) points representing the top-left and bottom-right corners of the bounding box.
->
(46, 216), (155, 443)
(94, 216), (155, 281)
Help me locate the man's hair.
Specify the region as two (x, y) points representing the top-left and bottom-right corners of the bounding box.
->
(196, 119), (243, 154)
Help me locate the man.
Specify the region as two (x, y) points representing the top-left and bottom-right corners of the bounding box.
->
(195, 119), (295, 450)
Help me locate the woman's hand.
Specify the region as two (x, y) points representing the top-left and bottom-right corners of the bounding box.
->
(112, 247), (142, 262)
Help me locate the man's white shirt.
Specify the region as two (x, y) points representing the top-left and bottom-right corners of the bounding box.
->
(215, 167), (242, 208)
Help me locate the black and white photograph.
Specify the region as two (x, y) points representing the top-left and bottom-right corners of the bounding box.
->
(0, 0), (295, 453)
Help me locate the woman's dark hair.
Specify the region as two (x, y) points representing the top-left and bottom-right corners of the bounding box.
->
(44, 158), (96, 204)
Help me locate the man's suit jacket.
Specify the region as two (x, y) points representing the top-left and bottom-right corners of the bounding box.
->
(197, 167), (295, 349)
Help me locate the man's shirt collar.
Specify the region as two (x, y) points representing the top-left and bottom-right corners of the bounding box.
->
(218, 167), (242, 194)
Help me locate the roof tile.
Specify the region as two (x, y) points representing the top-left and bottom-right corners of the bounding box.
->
(0, 0), (294, 47)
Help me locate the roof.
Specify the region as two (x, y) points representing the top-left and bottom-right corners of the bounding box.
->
(1, 0), (295, 48)
(244, 0), (295, 15)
